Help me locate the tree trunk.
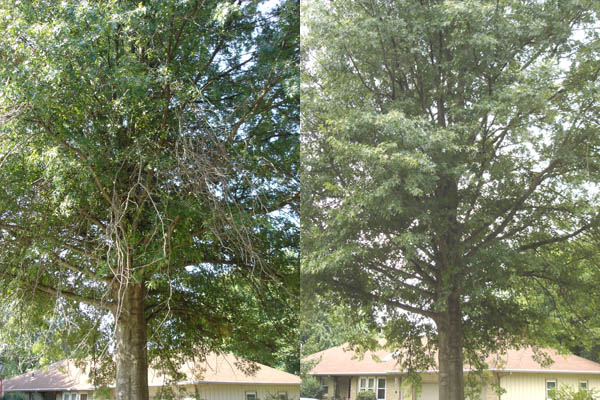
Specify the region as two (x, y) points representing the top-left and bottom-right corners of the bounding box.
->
(436, 294), (464, 400)
(114, 282), (149, 400)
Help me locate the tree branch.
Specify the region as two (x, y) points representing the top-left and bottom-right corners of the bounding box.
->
(32, 280), (114, 312)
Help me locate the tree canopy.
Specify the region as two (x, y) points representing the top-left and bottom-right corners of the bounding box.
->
(0, 0), (299, 397)
(302, 0), (600, 398)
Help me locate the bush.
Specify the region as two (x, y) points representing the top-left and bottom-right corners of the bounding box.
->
(356, 391), (377, 400)
(550, 386), (599, 400)
(0, 392), (26, 400)
(301, 376), (324, 399)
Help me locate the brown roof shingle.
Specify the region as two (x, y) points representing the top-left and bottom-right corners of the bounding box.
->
(305, 344), (396, 375)
(4, 360), (94, 392)
(5, 354), (300, 392)
(306, 343), (600, 375)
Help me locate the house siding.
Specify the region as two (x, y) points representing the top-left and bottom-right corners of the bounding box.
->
(327, 374), (433, 400)
(56, 390), (95, 400)
(499, 373), (600, 400)
(401, 373), (600, 400)
(318, 372), (600, 400)
(148, 383), (299, 400)
(54, 385), (300, 400)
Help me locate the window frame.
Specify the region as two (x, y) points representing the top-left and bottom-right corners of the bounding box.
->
(62, 393), (78, 400)
(358, 376), (386, 400)
(277, 392), (288, 400)
(245, 391), (257, 400)
(320, 376), (329, 395)
(376, 378), (386, 400)
(580, 380), (588, 391)
(359, 377), (367, 391)
(546, 380), (557, 399)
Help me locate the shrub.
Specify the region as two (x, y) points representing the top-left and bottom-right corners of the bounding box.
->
(550, 386), (599, 400)
(356, 390), (377, 400)
(301, 376), (324, 399)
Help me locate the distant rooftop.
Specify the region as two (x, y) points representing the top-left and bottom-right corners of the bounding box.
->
(5, 353), (300, 392)
(305, 343), (600, 375)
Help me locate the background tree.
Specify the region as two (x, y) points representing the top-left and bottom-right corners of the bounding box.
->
(299, 359), (324, 399)
(0, 0), (299, 399)
(300, 294), (349, 357)
(517, 230), (600, 364)
(302, 1), (600, 399)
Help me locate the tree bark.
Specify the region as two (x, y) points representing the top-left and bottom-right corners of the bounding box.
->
(436, 294), (464, 400)
(114, 282), (149, 400)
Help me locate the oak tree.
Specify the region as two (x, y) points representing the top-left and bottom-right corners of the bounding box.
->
(302, 1), (600, 398)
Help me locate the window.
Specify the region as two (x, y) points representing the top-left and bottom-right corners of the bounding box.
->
(580, 381), (588, 391)
(368, 378), (375, 391)
(277, 392), (288, 400)
(80, 395), (88, 400)
(377, 378), (386, 400)
(321, 376), (329, 394)
(245, 392), (257, 400)
(359, 378), (367, 391)
(62, 393), (77, 400)
(546, 380), (557, 399)
(358, 377), (386, 399)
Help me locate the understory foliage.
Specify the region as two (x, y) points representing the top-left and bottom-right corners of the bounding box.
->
(299, 359), (324, 399)
(550, 386), (599, 400)
(302, 0), (600, 396)
(356, 391), (377, 400)
(0, 0), (299, 388)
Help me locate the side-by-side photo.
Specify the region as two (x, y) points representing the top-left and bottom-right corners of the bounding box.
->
(301, 1), (600, 400)
(1, 1), (600, 400)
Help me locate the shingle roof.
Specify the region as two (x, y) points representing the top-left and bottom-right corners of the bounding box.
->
(4, 353), (300, 392)
(485, 347), (600, 373)
(149, 353), (301, 386)
(305, 344), (396, 375)
(305, 343), (600, 375)
(4, 360), (94, 392)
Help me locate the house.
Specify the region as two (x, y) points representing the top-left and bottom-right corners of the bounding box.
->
(3, 353), (301, 400)
(304, 343), (600, 400)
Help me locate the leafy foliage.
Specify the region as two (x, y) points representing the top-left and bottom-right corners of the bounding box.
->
(0, 0), (299, 390)
(356, 391), (376, 400)
(550, 386), (599, 400)
(299, 293), (352, 357)
(300, 359), (324, 399)
(300, 376), (323, 400)
(302, 0), (600, 396)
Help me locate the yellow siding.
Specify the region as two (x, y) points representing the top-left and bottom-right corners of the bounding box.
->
(326, 377), (334, 399)
(56, 390), (96, 400)
(323, 372), (600, 400)
(350, 376), (357, 399)
(421, 374), (438, 384)
(148, 383), (299, 400)
(404, 372), (600, 400)
(345, 375), (404, 400)
(484, 380), (499, 400)
(387, 375), (402, 400)
(499, 373), (600, 400)
(342, 374), (438, 400)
